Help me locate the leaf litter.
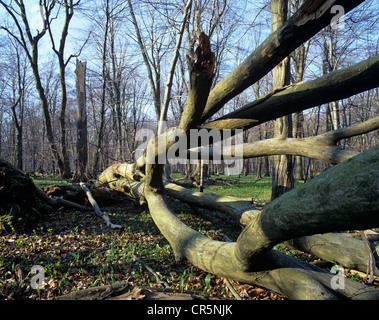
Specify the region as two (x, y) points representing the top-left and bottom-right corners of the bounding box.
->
(3, 200), (375, 300)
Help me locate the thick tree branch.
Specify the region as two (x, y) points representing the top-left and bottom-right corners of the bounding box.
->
(203, 54), (379, 130)
(190, 116), (379, 165)
(234, 145), (379, 270)
(164, 182), (259, 225)
(142, 137), (379, 299)
(201, 0), (364, 122)
(285, 233), (379, 276)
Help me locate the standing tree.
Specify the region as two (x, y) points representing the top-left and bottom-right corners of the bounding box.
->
(73, 59), (89, 182)
(6, 38), (29, 171)
(270, 0), (294, 200)
(0, 0), (83, 178)
(45, 0), (83, 178)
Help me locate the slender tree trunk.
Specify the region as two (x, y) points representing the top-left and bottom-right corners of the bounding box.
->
(32, 61), (65, 176)
(11, 48), (25, 171)
(109, 20), (123, 160)
(58, 57), (71, 178)
(270, 0), (294, 200)
(293, 112), (304, 180)
(93, 0), (110, 178)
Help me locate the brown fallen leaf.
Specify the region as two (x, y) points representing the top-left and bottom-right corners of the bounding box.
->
(131, 288), (146, 300)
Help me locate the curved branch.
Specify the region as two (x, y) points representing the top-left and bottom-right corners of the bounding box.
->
(203, 54), (379, 130)
(201, 0), (364, 121)
(143, 138), (379, 299)
(187, 116), (379, 165)
(234, 145), (379, 270)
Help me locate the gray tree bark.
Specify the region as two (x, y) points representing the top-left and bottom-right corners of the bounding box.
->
(73, 59), (89, 182)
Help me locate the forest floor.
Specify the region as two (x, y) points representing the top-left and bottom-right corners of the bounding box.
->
(0, 174), (376, 300)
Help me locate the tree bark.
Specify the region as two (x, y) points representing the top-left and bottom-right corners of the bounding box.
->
(270, 0), (294, 200)
(285, 233), (379, 276)
(203, 54), (379, 131)
(200, 0), (364, 122)
(142, 142), (379, 300)
(234, 145), (379, 269)
(73, 59), (89, 182)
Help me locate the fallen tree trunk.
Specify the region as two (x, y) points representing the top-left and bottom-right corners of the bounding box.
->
(42, 184), (130, 207)
(99, 156), (379, 278)
(285, 233), (379, 276)
(98, 166), (260, 226)
(203, 54), (379, 131)
(141, 141), (379, 300)
(94, 2), (379, 298)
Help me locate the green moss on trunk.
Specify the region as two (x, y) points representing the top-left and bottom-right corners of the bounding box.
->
(0, 160), (52, 232)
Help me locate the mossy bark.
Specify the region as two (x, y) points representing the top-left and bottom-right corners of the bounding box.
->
(141, 144), (379, 299)
(200, 0), (364, 122)
(203, 54), (379, 131)
(234, 145), (379, 269)
(0, 160), (52, 231)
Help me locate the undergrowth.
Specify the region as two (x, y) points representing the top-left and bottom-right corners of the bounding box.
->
(1, 174), (375, 300)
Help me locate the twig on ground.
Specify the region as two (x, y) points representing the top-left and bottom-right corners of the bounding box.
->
(360, 230), (376, 284)
(223, 278), (242, 300)
(132, 246), (170, 288)
(80, 182), (122, 229)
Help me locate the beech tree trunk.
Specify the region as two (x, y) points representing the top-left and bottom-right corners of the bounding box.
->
(270, 0), (294, 200)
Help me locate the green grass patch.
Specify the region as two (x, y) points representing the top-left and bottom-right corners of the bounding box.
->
(181, 174), (304, 205)
(32, 177), (71, 189)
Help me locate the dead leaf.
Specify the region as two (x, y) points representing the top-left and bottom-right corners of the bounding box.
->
(131, 288), (145, 300)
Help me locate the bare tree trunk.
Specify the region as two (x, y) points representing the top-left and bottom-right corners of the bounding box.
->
(10, 44), (26, 171)
(109, 19), (123, 160)
(73, 59), (89, 182)
(271, 0), (294, 200)
(93, 0), (110, 178)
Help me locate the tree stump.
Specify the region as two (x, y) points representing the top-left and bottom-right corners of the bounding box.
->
(0, 160), (52, 231)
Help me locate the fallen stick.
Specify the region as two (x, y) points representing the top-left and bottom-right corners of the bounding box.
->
(132, 246), (170, 288)
(224, 278), (242, 300)
(360, 230), (376, 283)
(34, 185), (92, 211)
(79, 182), (121, 229)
